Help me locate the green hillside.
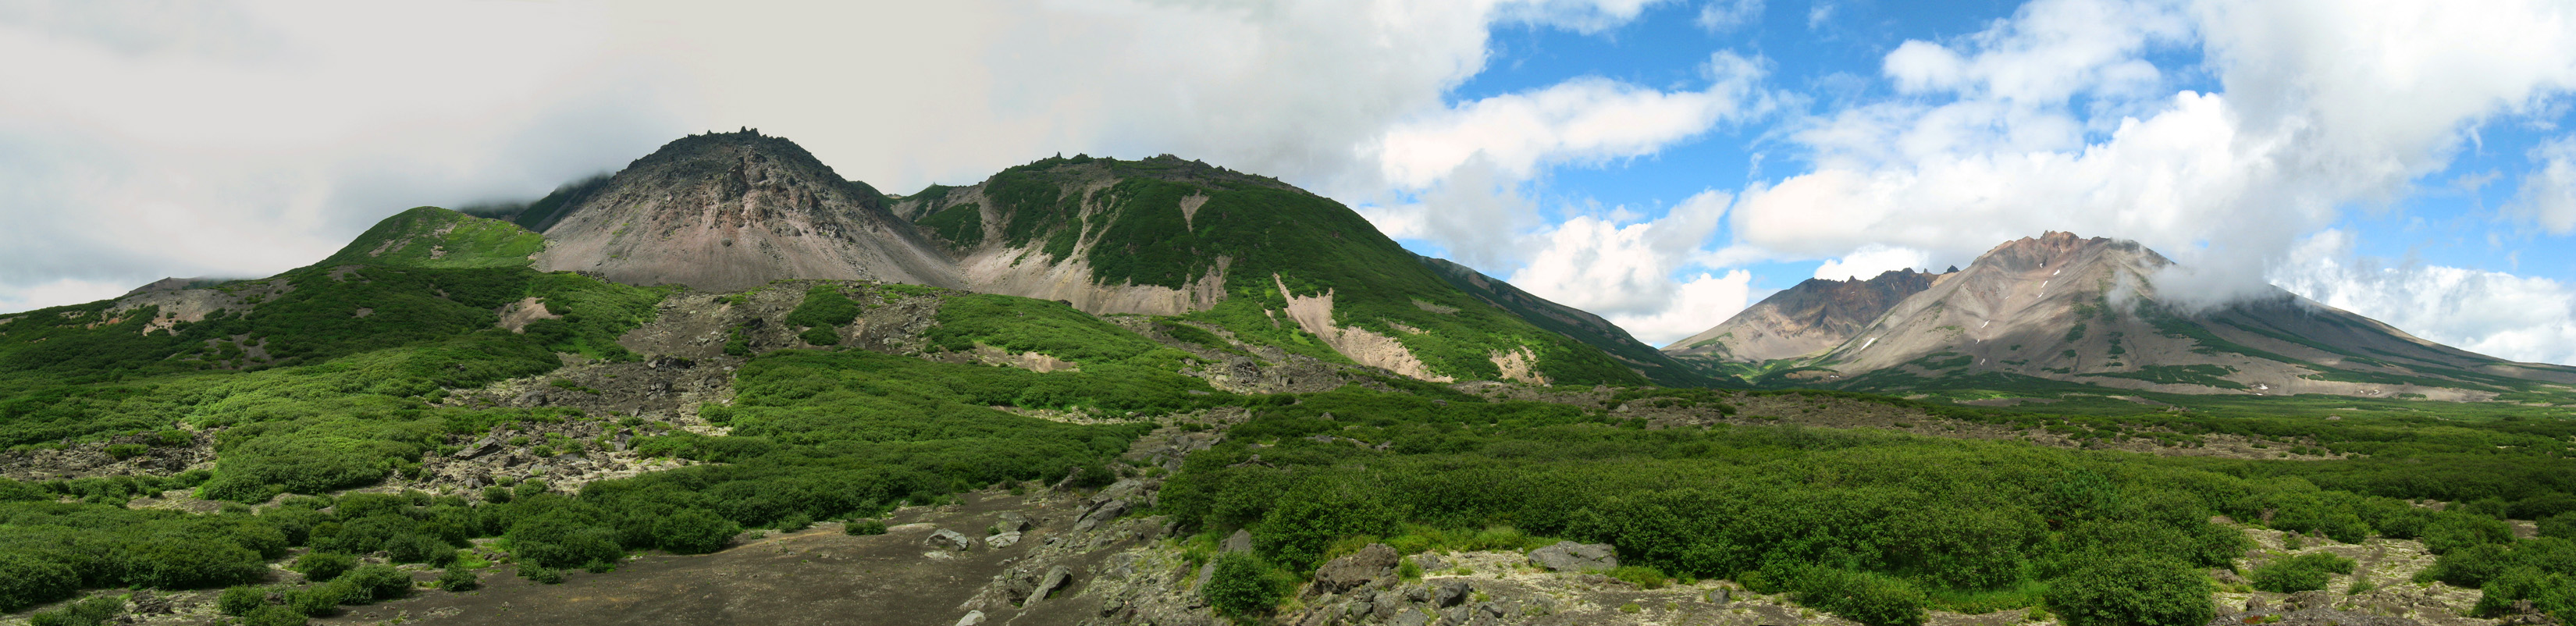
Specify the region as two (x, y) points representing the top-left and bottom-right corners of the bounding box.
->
(942, 155), (1657, 386)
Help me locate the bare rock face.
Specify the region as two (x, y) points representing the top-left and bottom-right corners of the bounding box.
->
(535, 130), (962, 292)
(1527, 541), (1617, 572)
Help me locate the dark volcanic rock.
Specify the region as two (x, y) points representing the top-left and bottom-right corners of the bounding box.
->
(1311, 543), (1397, 593)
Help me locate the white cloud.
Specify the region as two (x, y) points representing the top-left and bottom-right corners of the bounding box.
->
(1727, 0), (2576, 311)
(1696, 0), (1762, 32)
(1374, 52), (1767, 190)
(0, 278), (136, 315)
(2273, 230), (2576, 365)
(0, 0), (1678, 312)
(2510, 135), (2576, 234)
(1503, 190), (1737, 344)
(1610, 271), (1757, 345)
(1813, 244), (1930, 280)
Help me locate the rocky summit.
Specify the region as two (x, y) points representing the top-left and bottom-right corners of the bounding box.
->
(2, 135), (2571, 626)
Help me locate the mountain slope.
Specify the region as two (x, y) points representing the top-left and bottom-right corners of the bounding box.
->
(1663, 269), (1948, 365)
(891, 154), (1655, 386)
(1418, 256), (1713, 387)
(533, 130), (961, 292)
(1806, 232), (2576, 400)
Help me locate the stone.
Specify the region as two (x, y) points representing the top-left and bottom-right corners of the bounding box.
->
(1392, 610), (1432, 626)
(1434, 580), (1471, 607)
(1223, 529), (1254, 553)
(927, 528), (974, 551)
(1313, 543), (1400, 593)
(1073, 499), (1129, 534)
(455, 436), (501, 458)
(1527, 541), (1618, 572)
(1705, 587), (1731, 604)
(955, 610), (986, 626)
(1030, 565), (1073, 603)
(996, 510), (1032, 533)
(1412, 553), (1446, 571)
(987, 531), (1023, 549)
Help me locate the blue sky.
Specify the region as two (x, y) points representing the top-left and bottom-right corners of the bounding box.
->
(4, 0), (2575, 364)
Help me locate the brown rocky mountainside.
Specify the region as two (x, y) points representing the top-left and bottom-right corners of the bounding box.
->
(1663, 268), (1948, 364)
(1802, 232), (2576, 397)
(532, 130), (962, 292)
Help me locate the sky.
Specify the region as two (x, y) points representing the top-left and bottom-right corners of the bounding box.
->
(5, 0), (2576, 365)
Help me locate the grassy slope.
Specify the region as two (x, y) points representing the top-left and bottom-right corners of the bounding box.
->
(963, 155), (1648, 386)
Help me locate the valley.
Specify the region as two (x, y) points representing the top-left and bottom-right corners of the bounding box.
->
(0, 132), (2570, 626)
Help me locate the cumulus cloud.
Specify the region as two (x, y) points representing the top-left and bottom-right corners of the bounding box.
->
(2273, 230), (2576, 365)
(0, 0), (685, 311)
(1360, 51), (1767, 319)
(0, 0), (1679, 314)
(2509, 135), (2576, 234)
(1727, 0), (2576, 312)
(1374, 52), (1767, 190)
(1504, 190), (1742, 344)
(1696, 0), (1762, 32)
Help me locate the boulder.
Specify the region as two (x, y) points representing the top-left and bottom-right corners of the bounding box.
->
(454, 436), (501, 459)
(995, 510), (1031, 533)
(1223, 528), (1254, 553)
(1312, 543), (1399, 593)
(1030, 565), (1073, 603)
(954, 610), (986, 626)
(1527, 541), (1617, 572)
(1434, 580), (1471, 607)
(1073, 499), (1129, 534)
(927, 528), (974, 551)
(986, 531), (1023, 549)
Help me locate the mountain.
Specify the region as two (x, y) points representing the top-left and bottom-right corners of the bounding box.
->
(1727, 232), (2576, 399)
(1662, 268), (1949, 365)
(531, 130), (962, 292)
(887, 153), (1656, 386)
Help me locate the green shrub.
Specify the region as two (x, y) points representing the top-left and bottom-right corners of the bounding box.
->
(0, 553), (78, 611)
(1606, 565), (1670, 589)
(2250, 553), (2356, 593)
(845, 519), (888, 535)
(436, 567), (480, 592)
(1777, 566), (1927, 626)
(2540, 513), (2576, 540)
(283, 584), (341, 617)
(336, 564), (411, 603)
(519, 564), (564, 585)
(775, 511), (813, 532)
(504, 510), (622, 570)
(1201, 553), (1279, 618)
(2417, 542), (2510, 587)
(2048, 557), (2211, 626)
(294, 552), (358, 582)
(656, 509), (740, 554)
(26, 595), (124, 626)
(218, 585), (269, 616)
(785, 286), (861, 329)
(799, 326), (841, 346)
(242, 605), (309, 626)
